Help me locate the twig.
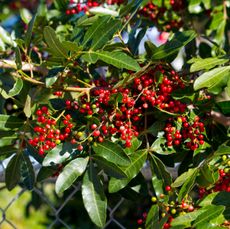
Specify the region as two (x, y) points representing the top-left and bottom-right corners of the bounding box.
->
(11, 72), (92, 93)
(0, 59), (48, 75)
(211, 110), (230, 127)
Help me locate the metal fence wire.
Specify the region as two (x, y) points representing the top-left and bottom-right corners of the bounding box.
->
(0, 160), (131, 229)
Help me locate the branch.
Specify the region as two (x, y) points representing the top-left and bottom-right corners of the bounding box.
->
(11, 72), (92, 93)
(0, 59), (48, 75)
(211, 110), (230, 127)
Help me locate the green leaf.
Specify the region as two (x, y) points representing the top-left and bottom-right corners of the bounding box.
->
(188, 0), (202, 13)
(152, 30), (196, 60)
(0, 26), (15, 46)
(92, 156), (127, 179)
(89, 7), (119, 16)
(82, 16), (121, 50)
(144, 41), (157, 59)
(55, 157), (89, 195)
(5, 154), (23, 190)
(178, 168), (198, 202)
(15, 47), (22, 69)
(197, 164), (219, 187)
(43, 26), (68, 58)
(171, 208), (206, 227)
(20, 8), (32, 24)
(199, 191), (230, 207)
(151, 175), (164, 198)
(62, 41), (81, 53)
(145, 205), (159, 229)
(36, 166), (56, 182)
(172, 168), (197, 188)
(8, 78), (23, 97)
(42, 142), (75, 166)
(82, 51), (140, 71)
(194, 66), (230, 92)
(213, 143), (230, 156)
(120, 0), (143, 17)
(108, 149), (147, 193)
(45, 67), (64, 87)
(25, 14), (37, 51)
(20, 154), (35, 190)
(150, 154), (172, 188)
(0, 115), (24, 130)
(124, 137), (142, 155)
(92, 140), (130, 166)
(23, 94), (32, 118)
(192, 205), (225, 228)
(189, 56), (228, 72)
(151, 135), (175, 155)
(82, 162), (107, 228)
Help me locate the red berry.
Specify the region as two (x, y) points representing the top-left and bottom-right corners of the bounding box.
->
(165, 185), (171, 191)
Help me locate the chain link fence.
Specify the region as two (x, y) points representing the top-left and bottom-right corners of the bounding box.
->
(0, 159), (133, 229)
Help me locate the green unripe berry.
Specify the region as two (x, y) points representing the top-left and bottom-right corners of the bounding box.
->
(55, 139), (61, 144)
(224, 168), (229, 173)
(12, 104), (18, 109)
(171, 209), (177, 214)
(222, 155), (227, 161)
(77, 132), (83, 137)
(151, 197), (157, 203)
(170, 201), (175, 206)
(88, 137), (93, 142)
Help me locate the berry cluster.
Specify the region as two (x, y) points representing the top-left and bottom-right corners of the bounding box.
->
(139, 2), (183, 32)
(164, 116), (205, 151)
(137, 186), (195, 229)
(29, 106), (75, 155)
(132, 66), (186, 113)
(58, 65), (187, 148)
(199, 166), (230, 199)
(170, 0), (186, 12)
(65, 0), (99, 15)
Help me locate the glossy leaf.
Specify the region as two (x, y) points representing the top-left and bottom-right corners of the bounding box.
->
(36, 166), (56, 182)
(5, 153), (23, 190)
(55, 157), (89, 195)
(145, 205), (159, 229)
(194, 66), (230, 92)
(189, 56), (228, 72)
(82, 51), (140, 71)
(20, 154), (35, 190)
(82, 16), (121, 50)
(42, 142), (74, 166)
(0, 115), (24, 130)
(23, 94), (31, 118)
(151, 136), (175, 155)
(15, 47), (22, 69)
(172, 168), (197, 188)
(108, 149), (147, 193)
(8, 78), (23, 97)
(178, 168), (198, 202)
(43, 26), (68, 58)
(92, 140), (130, 166)
(199, 191), (230, 207)
(0, 26), (15, 46)
(25, 14), (37, 50)
(92, 156), (127, 179)
(82, 162), (107, 228)
(171, 208), (206, 227)
(152, 30), (196, 60)
(192, 205), (225, 228)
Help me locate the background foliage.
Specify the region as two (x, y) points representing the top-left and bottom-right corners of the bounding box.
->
(0, 0), (230, 228)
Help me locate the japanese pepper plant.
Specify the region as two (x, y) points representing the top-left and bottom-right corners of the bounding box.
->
(0, 0), (230, 228)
